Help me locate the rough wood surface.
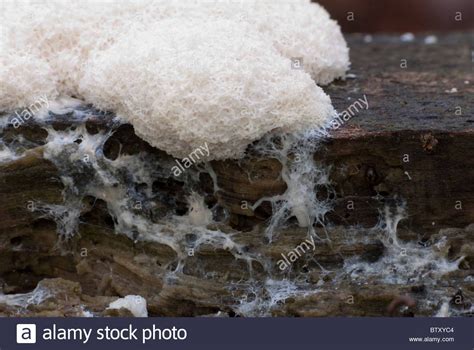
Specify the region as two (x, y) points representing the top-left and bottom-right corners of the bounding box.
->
(218, 33), (474, 233)
(0, 33), (473, 317)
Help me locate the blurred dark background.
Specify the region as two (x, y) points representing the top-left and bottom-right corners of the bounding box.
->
(314, 0), (473, 32)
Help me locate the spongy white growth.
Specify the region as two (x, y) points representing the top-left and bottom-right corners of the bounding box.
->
(0, 0), (349, 160)
(160, 0), (350, 85)
(0, 52), (57, 111)
(81, 18), (335, 159)
(0, 1), (148, 103)
(107, 295), (148, 317)
(255, 2), (349, 85)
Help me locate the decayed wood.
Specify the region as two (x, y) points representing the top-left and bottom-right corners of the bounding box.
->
(0, 33), (473, 317)
(216, 33), (474, 233)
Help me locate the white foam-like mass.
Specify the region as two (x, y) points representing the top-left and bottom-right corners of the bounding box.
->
(0, 0), (349, 160)
(141, 0), (350, 85)
(107, 295), (148, 317)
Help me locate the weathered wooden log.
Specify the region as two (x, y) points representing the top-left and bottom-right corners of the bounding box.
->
(215, 33), (474, 233)
(0, 33), (472, 317)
